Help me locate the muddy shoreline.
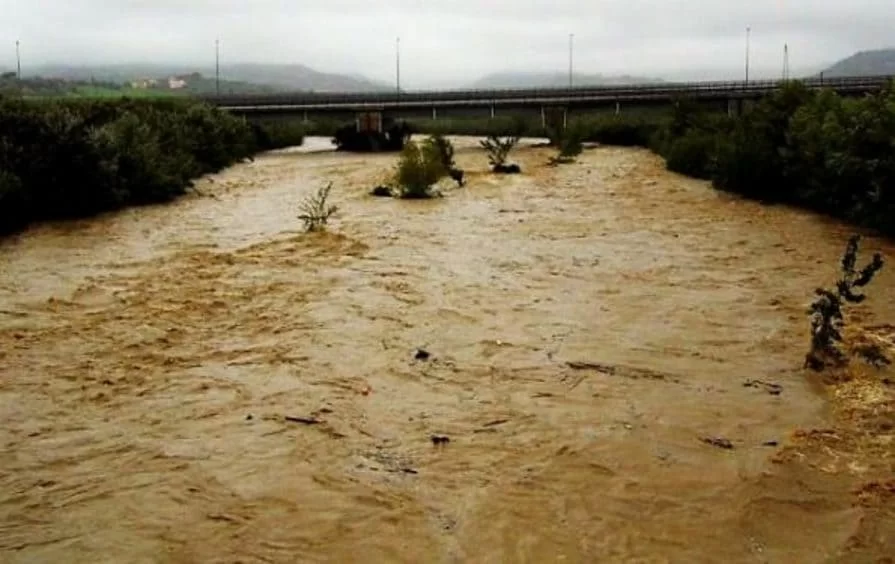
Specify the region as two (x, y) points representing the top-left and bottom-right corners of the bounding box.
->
(0, 137), (892, 562)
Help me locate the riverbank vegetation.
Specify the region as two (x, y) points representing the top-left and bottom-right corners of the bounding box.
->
(0, 97), (305, 235)
(647, 82), (895, 236)
(570, 83), (895, 237)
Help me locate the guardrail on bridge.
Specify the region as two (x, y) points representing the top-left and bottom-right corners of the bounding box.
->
(200, 74), (894, 111)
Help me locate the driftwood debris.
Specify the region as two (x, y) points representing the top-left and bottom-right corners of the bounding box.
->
(285, 416), (321, 425)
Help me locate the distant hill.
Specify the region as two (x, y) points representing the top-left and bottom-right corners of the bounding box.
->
(469, 71), (664, 89)
(21, 63), (391, 93)
(820, 48), (895, 78)
(0, 71), (284, 98)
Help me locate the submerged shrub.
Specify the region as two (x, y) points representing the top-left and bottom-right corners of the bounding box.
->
(548, 122), (584, 165)
(805, 234), (886, 371)
(395, 139), (447, 199)
(426, 134), (465, 186)
(298, 182), (338, 231)
(480, 134), (520, 172)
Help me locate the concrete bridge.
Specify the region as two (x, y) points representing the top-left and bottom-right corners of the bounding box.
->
(201, 75), (893, 122)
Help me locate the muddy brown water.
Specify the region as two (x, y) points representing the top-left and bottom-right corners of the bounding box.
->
(1, 137), (893, 563)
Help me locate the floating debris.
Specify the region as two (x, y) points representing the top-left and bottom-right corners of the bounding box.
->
(285, 416), (321, 425)
(744, 379), (783, 395)
(701, 437), (734, 450)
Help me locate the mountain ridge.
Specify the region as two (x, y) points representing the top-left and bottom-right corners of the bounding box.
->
(467, 71), (664, 89)
(819, 48), (895, 77)
(17, 62), (391, 92)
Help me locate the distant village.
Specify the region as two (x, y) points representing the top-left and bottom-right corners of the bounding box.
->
(130, 72), (201, 90)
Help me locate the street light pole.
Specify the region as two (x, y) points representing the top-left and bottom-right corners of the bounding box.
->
(568, 33), (574, 88)
(396, 36), (401, 97)
(782, 43), (790, 81)
(745, 26), (751, 83)
(215, 39), (220, 96)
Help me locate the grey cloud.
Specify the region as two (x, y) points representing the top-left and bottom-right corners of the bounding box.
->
(1, 0), (892, 86)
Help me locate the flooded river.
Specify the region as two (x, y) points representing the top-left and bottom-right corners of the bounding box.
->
(1, 137), (893, 563)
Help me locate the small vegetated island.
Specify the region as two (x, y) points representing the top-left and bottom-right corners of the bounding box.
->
(368, 133), (520, 199)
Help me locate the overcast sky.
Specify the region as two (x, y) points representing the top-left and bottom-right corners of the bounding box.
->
(1, 0), (892, 86)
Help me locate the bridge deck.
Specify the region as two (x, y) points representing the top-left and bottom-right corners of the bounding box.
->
(201, 75), (894, 113)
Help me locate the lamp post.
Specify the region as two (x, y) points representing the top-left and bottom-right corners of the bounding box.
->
(782, 43), (790, 81)
(215, 39), (220, 96)
(568, 33), (574, 88)
(396, 36), (401, 97)
(745, 26), (751, 83)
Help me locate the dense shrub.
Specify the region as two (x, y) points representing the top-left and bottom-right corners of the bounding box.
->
(410, 116), (542, 138)
(395, 139), (447, 198)
(577, 115), (662, 147)
(546, 121), (584, 165)
(0, 97), (302, 235)
(249, 120), (306, 152)
(427, 134), (465, 185)
(664, 129), (716, 179)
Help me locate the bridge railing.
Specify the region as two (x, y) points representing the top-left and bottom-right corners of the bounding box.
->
(201, 75), (894, 109)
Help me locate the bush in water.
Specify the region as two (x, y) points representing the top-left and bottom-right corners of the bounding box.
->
(805, 235), (886, 371)
(427, 134), (465, 186)
(547, 121), (584, 165)
(480, 134), (520, 173)
(0, 97), (303, 235)
(395, 139), (447, 199)
(298, 182), (339, 231)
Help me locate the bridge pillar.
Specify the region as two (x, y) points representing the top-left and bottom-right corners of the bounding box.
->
(490, 104), (495, 119)
(727, 99), (745, 117)
(615, 101), (620, 115)
(303, 110), (308, 123)
(541, 106), (546, 129)
(432, 107), (437, 120)
(355, 111), (383, 133)
(562, 108), (568, 129)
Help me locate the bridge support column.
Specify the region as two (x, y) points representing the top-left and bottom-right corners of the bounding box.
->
(490, 104), (495, 119)
(541, 106), (546, 129)
(727, 99), (744, 117)
(615, 101), (621, 115)
(432, 107), (437, 120)
(303, 110), (308, 123)
(562, 108), (568, 129)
